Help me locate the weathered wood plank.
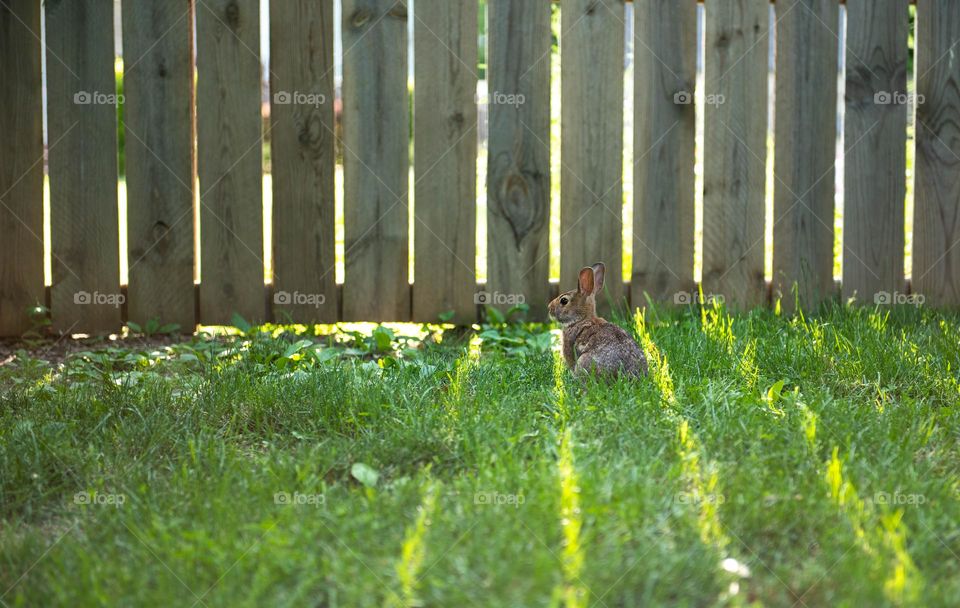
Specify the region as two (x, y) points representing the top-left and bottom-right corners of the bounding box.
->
(341, 0), (410, 321)
(913, 0), (960, 305)
(122, 0), (196, 331)
(413, 0), (478, 324)
(486, 0), (552, 319)
(702, 0), (769, 308)
(842, 0), (908, 304)
(0, 0), (44, 335)
(561, 0), (624, 315)
(196, 0), (265, 324)
(772, 0), (839, 311)
(45, 0), (121, 333)
(270, 0), (337, 323)
(633, 0), (697, 305)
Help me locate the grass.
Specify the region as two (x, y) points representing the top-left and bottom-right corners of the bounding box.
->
(1, 303), (959, 606)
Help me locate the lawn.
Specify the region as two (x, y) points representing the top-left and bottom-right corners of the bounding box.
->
(1, 304), (959, 607)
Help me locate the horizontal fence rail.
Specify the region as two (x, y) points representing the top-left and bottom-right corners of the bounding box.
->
(0, 0), (953, 335)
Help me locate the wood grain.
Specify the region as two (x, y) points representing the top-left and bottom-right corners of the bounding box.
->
(0, 0), (44, 335)
(913, 0), (960, 305)
(561, 0), (624, 315)
(842, 0), (908, 304)
(196, 0), (265, 324)
(270, 0), (337, 323)
(486, 0), (552, 320)
(122, 0), (196, 331)
(45, 0), (121, 333)
(341, 0), (410, 321)
(413, 0), (478, 324)
(772, 0), (838, 311)
(633, 0), (697, 305)
(702, 0), (769, 309)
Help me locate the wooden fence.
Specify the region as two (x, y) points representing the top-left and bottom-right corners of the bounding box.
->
(0, 0), (956, 335)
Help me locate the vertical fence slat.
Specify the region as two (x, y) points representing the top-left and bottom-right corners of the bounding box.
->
(772, 0), (839, 310)
(122, 0), (196, 330)
(341, 0), (410, 321)
(561, 0), (624, 314)
(487, 0), (551, 320)
(0, 1), (44, 335)
(270, 0), (337, 323)
(413, 0), (478, 324)
(843, 0), (908, 304)
(196, 0), (264, 324)
(633, 0), (697, 305)
(914, 0), (960, 305)
(702, 0), (769, 308)
(46, 0), (121, 333)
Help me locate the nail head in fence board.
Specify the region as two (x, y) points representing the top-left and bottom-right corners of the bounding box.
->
(842, 0), (908, 304)
(561, 0), (624, 316)
(633, 0), (697, 305)
(196, 0), (265, 324)
(487, 0), (552, 320)
(122, 0), (196, 331)
(342, 0), (410, 321)
(45, 0), (121, 333)
(772, 0), (838, 311)
(270, 0), (337, 323)
(702, 0), (768, 309)
(413, 0), (478, 324)
(914, 0), (960, 305)
(0, 1), (44, 336)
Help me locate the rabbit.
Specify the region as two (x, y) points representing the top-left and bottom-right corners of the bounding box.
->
(548, 262), (648, 378)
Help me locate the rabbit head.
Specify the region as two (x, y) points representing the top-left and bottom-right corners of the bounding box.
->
(548, 262), (605, 325)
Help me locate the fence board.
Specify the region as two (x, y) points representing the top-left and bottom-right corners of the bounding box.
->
(772, 0), (838, 311)
(122, 0), (196, 331)
(270, 0), (337, 323)
(45, 0), (121, 333)
(413, 0), (478, 324)
(843, 0), (908, 304)
(633, 0), (697, 305)
(0, 0), (44, 335)
(196, 0), (264, 324)
(561, 0), (624, 315)
(914, 0), (960, 305)
(702, 0), (769, 308)
(341, 0), (410, 321)
(487, 0), (551, 319)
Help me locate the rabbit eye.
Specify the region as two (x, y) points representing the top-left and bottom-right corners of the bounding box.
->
(560, 297), (569, 305)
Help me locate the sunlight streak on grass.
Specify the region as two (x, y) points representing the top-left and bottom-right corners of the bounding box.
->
(634, 310), (675, 406)
(556, 427), (586, 608)
(825, 447), (924, 605)
(390, 482), (439, 608)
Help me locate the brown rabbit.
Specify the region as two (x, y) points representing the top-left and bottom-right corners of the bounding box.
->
(548, 262), (648, 378)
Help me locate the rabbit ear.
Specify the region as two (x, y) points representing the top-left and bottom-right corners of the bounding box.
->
(591, 262), (605, 295)
(578, 267), (594, 294)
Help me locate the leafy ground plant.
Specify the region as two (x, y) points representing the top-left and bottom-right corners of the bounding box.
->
(0, 304), (959, 606)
